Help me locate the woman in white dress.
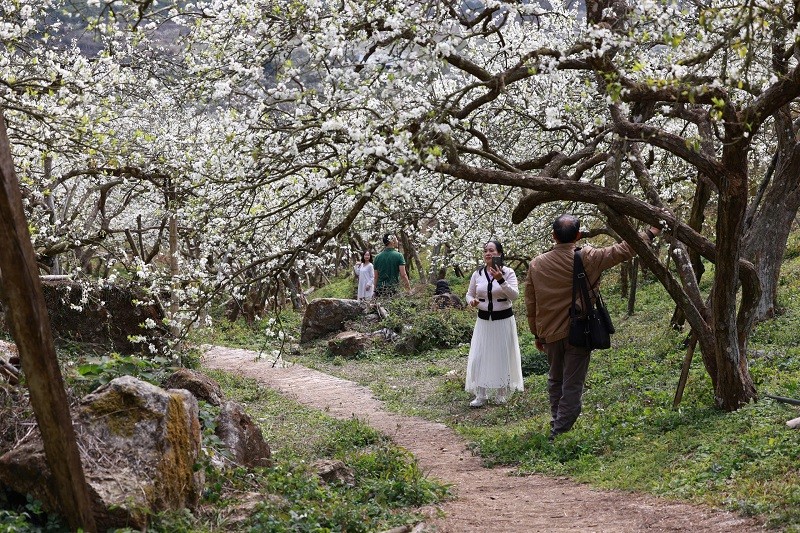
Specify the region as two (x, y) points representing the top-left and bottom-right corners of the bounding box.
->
(354, 250), (375, 300)
(465, 239), (524, 407)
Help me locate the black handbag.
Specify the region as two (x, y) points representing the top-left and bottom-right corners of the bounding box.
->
(568, 249), (614, 350)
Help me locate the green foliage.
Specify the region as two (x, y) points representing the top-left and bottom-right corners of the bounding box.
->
(348, 445), (449, 507)
(463, 262), (800, 529)
(188, 310), (301, 354)
(379, 298), (473, 355)
(240, 440), (448, 532)
(309, 272), (356, 300)
(519, 331), (548, 376)
(161, 371), (449, 532)
(71, 352), (171, 393)
(142, 508), (198, 533)
(194, 401), (236, 483)
(784, 230), (800, 261)
(314, 418), (382, 457)
(17, 248), (796, 530)
(0, 493), (65, 533)
(289, 252), (800, 528)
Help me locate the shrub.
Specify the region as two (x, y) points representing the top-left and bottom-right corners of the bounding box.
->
(72, 352), (171, 394)
(389, 308), (474, 355)
(521, 349), (549, 377)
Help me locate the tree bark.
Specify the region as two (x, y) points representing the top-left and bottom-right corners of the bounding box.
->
(742, 107), (800, 321)
(430, 243), (442, 282)
(619, 260), (629, 299)
(399, 230), (424, 280)
(626, 257), (638, 316)
(711, 139), (757, 410)
(670, 176), (712, 329)
(0, 112), (96, 531)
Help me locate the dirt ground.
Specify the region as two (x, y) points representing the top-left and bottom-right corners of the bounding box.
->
(202, 345), (768, 533)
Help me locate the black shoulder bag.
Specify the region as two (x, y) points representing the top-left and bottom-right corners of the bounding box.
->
(568, 248), (615, 350)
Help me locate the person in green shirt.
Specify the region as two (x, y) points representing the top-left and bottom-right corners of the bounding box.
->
(373, 233), (411, 297)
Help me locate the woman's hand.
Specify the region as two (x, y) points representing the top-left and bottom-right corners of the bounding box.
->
(488, 265), (504, 280)
(470, 299), (479, 308)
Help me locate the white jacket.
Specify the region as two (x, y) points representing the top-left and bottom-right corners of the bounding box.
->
(466, 266), (519, 312)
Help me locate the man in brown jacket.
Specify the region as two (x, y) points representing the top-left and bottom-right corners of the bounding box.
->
(525, 214), (661, 441)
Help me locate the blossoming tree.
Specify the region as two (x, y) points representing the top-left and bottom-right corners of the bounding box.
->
(4, 0), (800, 412)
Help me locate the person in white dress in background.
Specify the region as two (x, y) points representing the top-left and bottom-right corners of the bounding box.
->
(465, 239), (524, 407)
(354, 250), (375, 300)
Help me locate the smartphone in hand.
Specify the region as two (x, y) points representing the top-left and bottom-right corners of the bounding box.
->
(491, 256), (503, 269)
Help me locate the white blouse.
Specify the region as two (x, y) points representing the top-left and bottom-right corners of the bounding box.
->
(465, 266), (519, 312)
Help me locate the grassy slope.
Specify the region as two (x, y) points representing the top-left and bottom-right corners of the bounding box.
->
(221, 233), (800, 531)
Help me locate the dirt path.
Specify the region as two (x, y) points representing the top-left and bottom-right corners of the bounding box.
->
(202, 345), (767, 532)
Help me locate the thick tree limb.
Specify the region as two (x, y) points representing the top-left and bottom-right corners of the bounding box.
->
(609, 107), (726, 187)
(438, 161), (759, 289)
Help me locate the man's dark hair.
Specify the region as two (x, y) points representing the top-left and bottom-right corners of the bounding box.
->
(434, 279), (451, 295)
(553, 215), (580, 243)
(382, 233), (391, 245)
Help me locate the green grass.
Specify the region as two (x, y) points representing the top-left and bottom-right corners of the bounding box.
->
(0, 345), (449, 532)
(256, 253), (800, 530)
(10, 251), (798, 530)
(149, 370), (451, 532)
(189, 309), (302, 353)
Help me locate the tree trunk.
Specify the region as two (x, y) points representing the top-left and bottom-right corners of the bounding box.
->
(42, 156), (62, 275)
(399, 230), (424, 280)
(169, 209), (180, 337)
(440, 243), (452, 280)
(711, 144), (757, 410)
(431, 242), (454, 281)
(626, 257), (638, 316)
(430, 244), (442, 282)
(282, 271), (303, 311)
(743, 189), (799, 320)
(742, 109), (800, 321)
(348, 230), (369, 258)
(604, 202), (755, 411)
(0, 112), (96, 531)
(619, 260), (629, 298)
(670, 177), (712, 328)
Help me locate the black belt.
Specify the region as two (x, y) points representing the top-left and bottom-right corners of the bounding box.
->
(477, 308), (514, 321)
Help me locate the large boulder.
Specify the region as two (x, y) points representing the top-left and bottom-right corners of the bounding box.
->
(327, 331), (372, 358)
(0, 376), (203, 531)
(300, 298), (365, 343)
(163, 369), (272, 468)
(163, 368), (225, 406)
(215, 401), (272, 468)
(0, 280), (168, 354)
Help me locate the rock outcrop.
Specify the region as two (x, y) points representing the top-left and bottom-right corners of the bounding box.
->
(0, 376), (203, 531)
(300, 298), (365, 343)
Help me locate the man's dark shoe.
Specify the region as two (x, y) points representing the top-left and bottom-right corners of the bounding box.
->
(549, 427), (566, 442)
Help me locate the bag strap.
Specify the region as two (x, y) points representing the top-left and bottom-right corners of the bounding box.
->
(573, 249), (596, 318)
(571, 250), (581, 318)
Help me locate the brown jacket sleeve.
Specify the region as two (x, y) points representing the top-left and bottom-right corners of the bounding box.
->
(582, 232), (650, 286)
(524, 260), (538, 335)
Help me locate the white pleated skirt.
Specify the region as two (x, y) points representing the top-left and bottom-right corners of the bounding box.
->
(465, 315), (524, 397)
